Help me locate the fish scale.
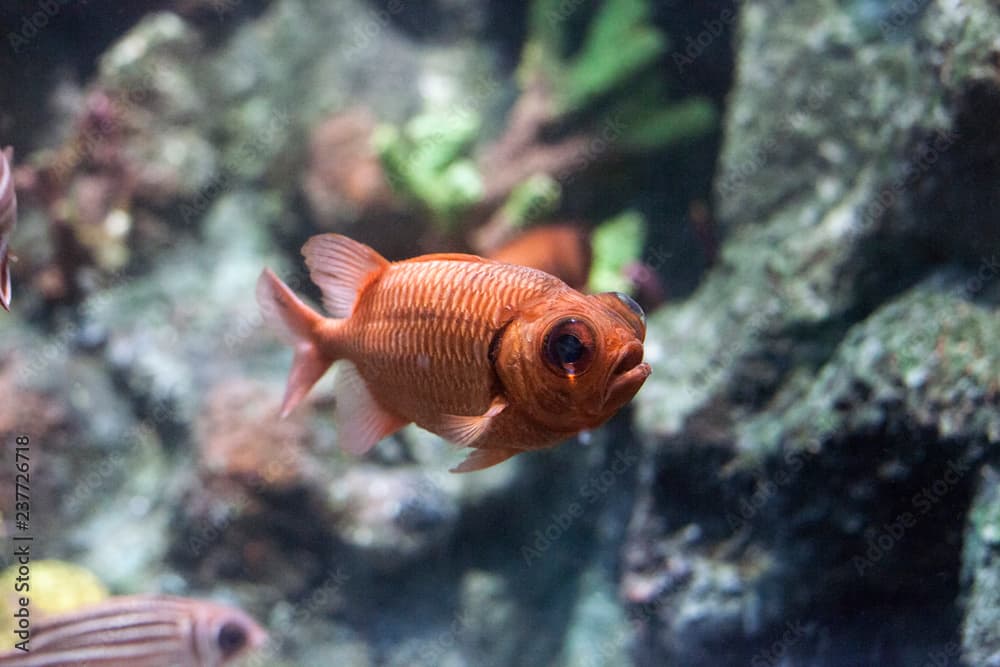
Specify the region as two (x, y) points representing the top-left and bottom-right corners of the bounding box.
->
(346, 259), (556, 420)
(345, 261), (532, 414)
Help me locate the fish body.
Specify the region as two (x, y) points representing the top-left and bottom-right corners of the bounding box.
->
(258, 234), (650, 472)
(0, 595), (267, 667)
(0, 146), (16, 311)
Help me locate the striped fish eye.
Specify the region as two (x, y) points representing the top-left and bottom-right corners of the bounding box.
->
(542, 318), (596, 377)
(217, 621), (248, 657)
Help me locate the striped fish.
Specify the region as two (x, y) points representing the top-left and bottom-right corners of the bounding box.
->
(0, 146), (15, 311)
(0, 595), (267, 667)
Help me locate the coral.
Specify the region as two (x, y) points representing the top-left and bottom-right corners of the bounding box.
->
(587, 211), (646, 295)
(524, 0), (715, 149)
(325, 465), (460, 573)
(302, 109), (400, 227)
(371, 0), (716, 246)
(373, 111), (484, 231)
(196, 378), (317, 491)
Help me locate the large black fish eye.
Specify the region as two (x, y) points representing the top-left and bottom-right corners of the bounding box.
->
(217, 621), (248, 657)
(543, 318), (596, 377)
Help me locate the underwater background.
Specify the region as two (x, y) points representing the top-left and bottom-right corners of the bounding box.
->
(1, 0), (999, 665)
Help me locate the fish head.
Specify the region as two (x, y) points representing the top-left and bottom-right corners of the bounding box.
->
(191, 600), (269, 664)
(497, 289), (650, 432)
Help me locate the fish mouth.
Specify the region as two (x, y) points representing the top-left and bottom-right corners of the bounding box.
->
(603, 341), (650, 409)
(248, 624), (270, 651)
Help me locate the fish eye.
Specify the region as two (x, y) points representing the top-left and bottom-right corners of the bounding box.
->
(612, 292), (645, 325)
(542, 318), (596, 377)
(217, 621), (248, 657)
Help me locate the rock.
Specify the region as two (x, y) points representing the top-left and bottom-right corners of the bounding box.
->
(962, 466), (1000, 666)
(325, 465), (460, 572)
(0, 313), (171, 593)
(627, 0), (1000, 664)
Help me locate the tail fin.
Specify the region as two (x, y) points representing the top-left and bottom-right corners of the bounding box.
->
(256, 268), (336, 417)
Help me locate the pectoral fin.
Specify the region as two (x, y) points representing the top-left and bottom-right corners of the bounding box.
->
(438, 397), (507, 448)
(450, 447), (519, 473)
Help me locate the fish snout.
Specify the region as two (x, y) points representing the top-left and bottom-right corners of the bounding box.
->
(245, 621), (270, 652)
(603, 340), (650, 409)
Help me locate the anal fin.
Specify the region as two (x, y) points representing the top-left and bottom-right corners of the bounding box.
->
(334, 361), (407, 455)
(450, 447), (519, 473)
(438, 397), (507, 448)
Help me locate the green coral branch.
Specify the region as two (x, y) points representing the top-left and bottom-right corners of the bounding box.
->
(525, 0), (714, 152)
(496, 174), (562, 230)
(588, 210), (647, 294)
(560, 0), (666, 114)
(373, 112), (484, 230)
(615, 93), (717, 151)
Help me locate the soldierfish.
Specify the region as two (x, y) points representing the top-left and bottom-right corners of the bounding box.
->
(258, 234), (650, 472)
(487, 224), (592, 292)
(0, 595), (267, 667)
(0, 146), (16, 311)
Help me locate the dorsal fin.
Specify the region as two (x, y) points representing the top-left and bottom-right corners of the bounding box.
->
(406, 252), (488, 264)
(302, 234), (389, 318)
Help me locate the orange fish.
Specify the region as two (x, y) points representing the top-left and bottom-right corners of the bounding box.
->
(0, 146), (16, 311)
(487, 224), (592, 291)
(0, 595), (267, 667)
(257, 234), (650, 472)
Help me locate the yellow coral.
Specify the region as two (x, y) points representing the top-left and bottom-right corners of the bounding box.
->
(0, 560), (108, 636)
